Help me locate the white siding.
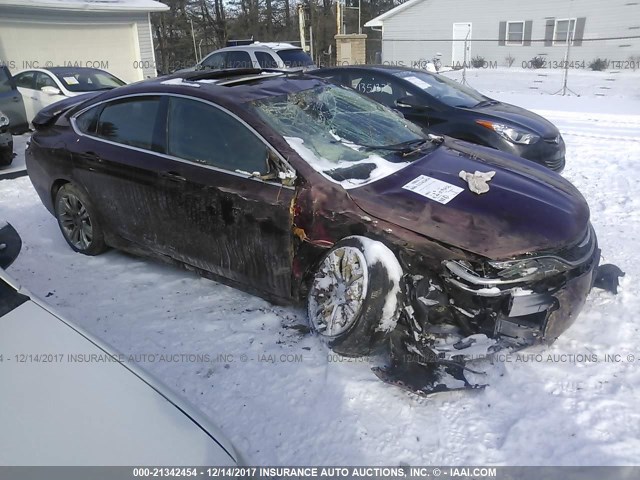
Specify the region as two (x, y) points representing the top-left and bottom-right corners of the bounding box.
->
(378, 0), (640, 68)
(0, 7), (158, 80)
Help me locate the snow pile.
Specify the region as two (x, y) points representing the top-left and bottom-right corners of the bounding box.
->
(348, 236), (403, 333)
(284, 136), (409, 190)
(161, 78), (201, 88)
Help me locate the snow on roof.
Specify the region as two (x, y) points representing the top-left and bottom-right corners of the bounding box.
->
(0, 0), (169, 12)
(252, 42), (300, 51)
(364, 0), (424, 27)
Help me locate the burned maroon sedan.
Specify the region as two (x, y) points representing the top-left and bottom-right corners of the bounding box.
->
(26, 69), (602, 394)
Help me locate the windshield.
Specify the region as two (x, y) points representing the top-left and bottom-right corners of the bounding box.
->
(251, 83), (433, 189)
(277, 49), (315, 68)
(393, 70), (486, 108)
(52, 70), (126, 93)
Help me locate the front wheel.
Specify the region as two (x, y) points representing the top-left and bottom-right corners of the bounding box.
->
(307, 236), (404, 357)
(54, 183), (107, 255)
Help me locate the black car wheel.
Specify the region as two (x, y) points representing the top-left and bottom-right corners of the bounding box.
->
(54, 183), (106, 255)
(307, 236), (403, 357)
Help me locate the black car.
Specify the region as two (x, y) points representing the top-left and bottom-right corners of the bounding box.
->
(26, 68), (600, 394)
(314, 66), (566, 172)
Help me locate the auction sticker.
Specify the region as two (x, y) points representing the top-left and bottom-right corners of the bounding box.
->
(402, 175), (463, 204)
(404, 75), (432, 90)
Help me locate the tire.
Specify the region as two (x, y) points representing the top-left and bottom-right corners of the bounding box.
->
(307, 236), (404, 357)
(54, 183), (107, 255)
(0, 141), (12, 167)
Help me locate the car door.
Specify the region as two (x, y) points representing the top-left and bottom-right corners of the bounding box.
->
(157, 96), (295, 298)
(69, 95), (170, 248)
(34, 72), (66, 115)
(13, 71), (39, 125)
(0, 67), (28, 133)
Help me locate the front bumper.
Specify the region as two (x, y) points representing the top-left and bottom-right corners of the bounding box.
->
(441, 226), (599, 347)
(498, 134), (566, 172)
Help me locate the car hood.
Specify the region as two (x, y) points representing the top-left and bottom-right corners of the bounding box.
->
(348, 139), (589, 259)
(469, 101), (560, 139)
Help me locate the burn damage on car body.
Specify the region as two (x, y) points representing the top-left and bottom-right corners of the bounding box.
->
(26, 70), (614, 395)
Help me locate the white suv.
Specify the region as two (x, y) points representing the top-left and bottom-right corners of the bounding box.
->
(194, 43), (316, 72)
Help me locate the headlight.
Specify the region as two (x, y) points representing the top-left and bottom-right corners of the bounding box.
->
(487, 257), (572, 281)
(445, 256), (572, 287)
(0, 111), (9, 128)
(476, 120), (540, 145)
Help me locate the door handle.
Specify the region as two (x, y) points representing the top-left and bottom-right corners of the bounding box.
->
(160, 171), (187, 182)
(12, 96), (20, 102)
(82, 151), (102, 162)
(79, 151), (101, 171)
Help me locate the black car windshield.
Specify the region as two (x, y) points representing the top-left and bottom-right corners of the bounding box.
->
(392, 70), (486, 108)
(277, 49), (315, 68)
(251, 83), (432, 188)
(51, 69), (126, 92)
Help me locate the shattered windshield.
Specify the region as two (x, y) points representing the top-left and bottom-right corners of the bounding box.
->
(250, 83), (434, 188)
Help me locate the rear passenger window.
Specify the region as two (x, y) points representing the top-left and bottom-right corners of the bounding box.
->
(96, 97), (162, 151)
(167, 97), (268, 174)
(255, 52), (278, 69)
(225, 51), (254, 69)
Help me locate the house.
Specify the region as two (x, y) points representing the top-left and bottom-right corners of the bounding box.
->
(364, 0), (640, 69)
(0, 0), (168, 83)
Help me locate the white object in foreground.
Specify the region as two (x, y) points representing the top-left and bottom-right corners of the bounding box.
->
(0, 269), (243, 466)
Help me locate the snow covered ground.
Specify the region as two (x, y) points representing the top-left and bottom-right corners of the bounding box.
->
(1, 70), (640, 466)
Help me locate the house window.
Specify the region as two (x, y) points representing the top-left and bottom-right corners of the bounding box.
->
(554, 18), (577, 45)
(506, 21), (525, 45)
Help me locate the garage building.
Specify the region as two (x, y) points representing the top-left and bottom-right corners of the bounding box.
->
(0, 0), (168, 83)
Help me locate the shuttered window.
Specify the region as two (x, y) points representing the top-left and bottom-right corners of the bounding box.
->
(554, 18), (577, 45)
(506, 21), (525, 45)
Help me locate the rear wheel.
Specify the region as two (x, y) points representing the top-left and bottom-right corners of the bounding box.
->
(307, 236), (403, 357)
(54, 183), (106, 255)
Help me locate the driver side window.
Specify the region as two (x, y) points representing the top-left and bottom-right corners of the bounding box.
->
(167, 97), (268, 174)
(348, 72), (409, 108)
(14, 71), (36, 89)
(35, 73), (57, 90)
(201, 52), (226, 69)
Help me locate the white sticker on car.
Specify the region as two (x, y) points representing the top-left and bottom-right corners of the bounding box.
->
(404, 76), (432, 90)
(63, 76), (79, 85)
(402, 175), (464, 204)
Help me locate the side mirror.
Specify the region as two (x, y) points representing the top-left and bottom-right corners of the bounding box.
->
(41, 86), (61, 96)
(395, 96), (429, 110)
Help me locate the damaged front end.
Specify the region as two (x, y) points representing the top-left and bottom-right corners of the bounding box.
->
(375, 225), (601, 396)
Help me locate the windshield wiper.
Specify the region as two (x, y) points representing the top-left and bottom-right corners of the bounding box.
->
(359, 138), (431, 156)
(473, 99), (497, 108)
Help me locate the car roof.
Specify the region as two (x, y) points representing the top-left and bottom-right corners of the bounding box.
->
(82, 68), (325, 108)
(218, 43), (300, 52)
(318, 64), (436, 76)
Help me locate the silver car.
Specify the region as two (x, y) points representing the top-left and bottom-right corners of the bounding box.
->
(190, 42), (316, 72)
